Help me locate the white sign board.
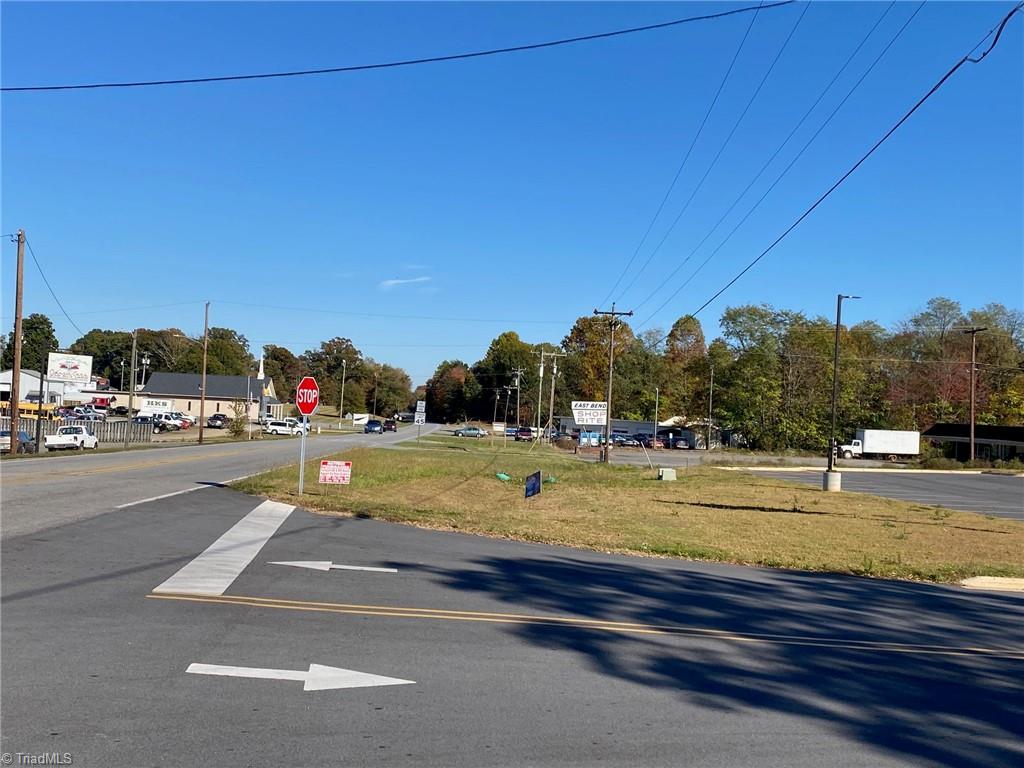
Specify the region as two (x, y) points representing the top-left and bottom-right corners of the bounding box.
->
(492, 422), (505, 433)
(47, 352), (93, 385)
(415, 400), (426, 413)
(414, 412), (426, 425)
(319, 460), (352, 485)
(140, 398), (173, 412)
(571, 401), (608, 426)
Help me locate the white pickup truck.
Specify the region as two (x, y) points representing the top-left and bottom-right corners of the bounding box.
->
(44, 425), (100, 451)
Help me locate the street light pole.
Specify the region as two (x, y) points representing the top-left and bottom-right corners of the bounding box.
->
(962, 327), (987, 462)
(198, 302), (209, 445)
(826, 294), (860, 489)
(594, 303), (633, 463)
(338, 359), (347, 429)
(371, 368), (379, 417)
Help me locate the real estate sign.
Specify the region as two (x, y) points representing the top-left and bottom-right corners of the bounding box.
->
(319, 460), (352, 485)
(571, 401), (607, 426)
(46, 352), (93, 385)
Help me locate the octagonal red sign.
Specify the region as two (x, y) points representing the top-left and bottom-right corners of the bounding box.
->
(295, 376), (320, 416)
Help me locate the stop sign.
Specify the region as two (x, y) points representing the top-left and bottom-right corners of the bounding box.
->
(295, 376), (320, 416)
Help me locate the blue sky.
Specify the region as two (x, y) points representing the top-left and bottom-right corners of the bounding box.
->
(2, 1), (1021, 385)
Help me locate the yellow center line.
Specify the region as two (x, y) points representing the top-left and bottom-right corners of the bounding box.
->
(145, 592), (1024, 660)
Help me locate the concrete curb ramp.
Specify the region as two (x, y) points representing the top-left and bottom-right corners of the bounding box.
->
(959, 577), (1024, 593)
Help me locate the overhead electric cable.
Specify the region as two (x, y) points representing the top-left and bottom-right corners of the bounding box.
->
(598, 0), (771, 307)
(24, 236), (86, 337)
(680, 2), (1022, 325)
(2, 1), (795, 92)
(636, 1), (925, 325)
(615, 0), (810, 303)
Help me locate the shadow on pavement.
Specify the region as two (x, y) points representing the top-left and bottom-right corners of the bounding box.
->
(413, 554), (1024, 768)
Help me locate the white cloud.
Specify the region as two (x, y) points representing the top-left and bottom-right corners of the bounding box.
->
(378, 276), (432, 290)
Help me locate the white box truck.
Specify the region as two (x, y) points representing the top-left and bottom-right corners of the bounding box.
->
(838, 429), (920, 462)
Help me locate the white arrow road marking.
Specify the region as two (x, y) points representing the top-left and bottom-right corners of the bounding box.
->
(269, 560), (398, 573)
(186, 663), (415, 691)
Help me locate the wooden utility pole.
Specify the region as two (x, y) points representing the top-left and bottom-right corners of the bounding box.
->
(593, 303), (633, 463)
(543, 352), (565, 442)
(124, 330), (138, 449)
(707, 365), (714, 451)
(9, 230), (26, 456)
(512, 368), (524, 427)
(198, 301), (210, 445)
(962, 327), (987, 462)
(535, 352), (546, 435)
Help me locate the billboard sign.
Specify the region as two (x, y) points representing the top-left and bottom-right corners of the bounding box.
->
(571, 401), (607, 426)
(47, 352), (93, 385)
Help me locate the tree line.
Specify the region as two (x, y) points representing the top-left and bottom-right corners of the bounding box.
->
(2, 317), (416, 418)
(424, 297), (1024, 451)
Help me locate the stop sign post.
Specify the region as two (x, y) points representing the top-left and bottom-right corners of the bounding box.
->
(295, 376), (319, 494)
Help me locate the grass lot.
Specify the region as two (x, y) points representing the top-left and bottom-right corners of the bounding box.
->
(232, 435), (1024, 583)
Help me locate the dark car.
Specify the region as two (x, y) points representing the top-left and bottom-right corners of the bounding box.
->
(0, 430), (37, 454)
(207, 414), (232, 429)
(383, 419), (397, 432)
(364, 419), (384, 434)
(515, 427), (534, 442)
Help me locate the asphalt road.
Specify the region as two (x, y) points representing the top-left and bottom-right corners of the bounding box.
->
(3, 480), (1023, 767)
(0, 425), (436, 539)
(750, 470), (1024, 520)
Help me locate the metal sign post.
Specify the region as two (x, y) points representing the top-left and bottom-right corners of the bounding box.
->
(415, 400), (426, 441)
(295, 376), (320, 495)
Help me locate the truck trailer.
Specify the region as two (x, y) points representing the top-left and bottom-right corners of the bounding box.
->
(838, 429), (920, 462)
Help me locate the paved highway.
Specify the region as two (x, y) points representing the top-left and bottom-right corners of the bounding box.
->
(0, 426), (436, 539)
(750, 469), (1024, 520)
(3, 489), (1022, 767)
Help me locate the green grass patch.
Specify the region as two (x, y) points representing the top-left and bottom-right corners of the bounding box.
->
(232, 444), (1024, 583)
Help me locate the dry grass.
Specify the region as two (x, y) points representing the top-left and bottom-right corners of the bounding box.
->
(232, 439), (1024, 583)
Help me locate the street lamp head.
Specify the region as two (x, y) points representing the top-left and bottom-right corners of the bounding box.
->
(840, 295), (862, 300)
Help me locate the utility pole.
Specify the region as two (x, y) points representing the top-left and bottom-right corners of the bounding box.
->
(9, 230), (25, 456)
(707, 365), (714, 451)
(198, 302), (210, 445)
(652, 386), (660, 450)
(536, 353), (545, 435)
(371, 368), (380, 417)
(337, 359), (347, 428)
(120, 358), (126, 392)
(542, 352), (565, 442)
(35, 346), (48, 452)
(962, 327), (987, 462)
(124, 330), (138, 450)
(512, 368), (524, 427)
(140, 353), (150, 388)
(593, 303), (633, 463)
(826, 294), (860, 490)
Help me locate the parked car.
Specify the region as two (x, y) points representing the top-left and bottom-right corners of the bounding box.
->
(110, 405), (131, 416)
(454, 425), (488, 438)
(207, 414), (233, 429)
(637, 435), (665, 449)
(284, 417), (310, 434)
(0, 430), (37, 454)
(612, 434), (639, 447)
(383, 419), (398, 432)
(44, 425), (99, 451)
(515, 427), (534, 442)
(264, 419), (302, 436)
(505, 426), (519, 437)
(170, 411), (196, 427)
(73, 406), (106, 421)
(364, 419), (384, 434)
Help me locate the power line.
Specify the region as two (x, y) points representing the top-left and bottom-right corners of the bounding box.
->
(635, 1), (923, 326)
(628, 1), (897, 318)
(2, 1), (795, 93)
(23, 236), (86, 337)
(597, 0), (773, 307)
(683, 1), (1022, 323)
(615, 0), (811, 304)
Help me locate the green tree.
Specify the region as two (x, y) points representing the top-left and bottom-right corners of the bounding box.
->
(263, 345), (307, 404)
(426, 360), (480, 423)
(70, 328), (134, 384)
(3, 313), (59, 374)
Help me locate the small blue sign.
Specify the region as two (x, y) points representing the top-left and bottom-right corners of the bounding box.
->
(525, 470), (542, 499)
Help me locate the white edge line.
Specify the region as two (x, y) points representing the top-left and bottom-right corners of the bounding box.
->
(115, 473), (256, 509)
